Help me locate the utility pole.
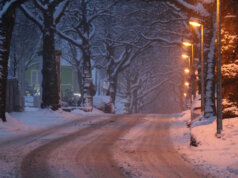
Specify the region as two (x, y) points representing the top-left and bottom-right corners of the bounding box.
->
(201, 25), (205, 112)
(217, 0), (223, 135)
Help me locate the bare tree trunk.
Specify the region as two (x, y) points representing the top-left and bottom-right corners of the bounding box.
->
(0, 12), (15, 121)
(204, 15), (216, 118)
(82, 56), (93, 111)
(76, 66), (83, 95)
(41, 10), (60, 110)
(108, 76), (118, 105)
(13, 45), (17, 77)
(129, 91), (137, 114)
(82, 38), (93, 111)
(129, 74), (138, 114)
(133, 90), (138, 113)
(80, 0), (94, 111)
(19, 55), (25, 111)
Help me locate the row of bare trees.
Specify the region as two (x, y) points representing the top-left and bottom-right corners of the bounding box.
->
(1, 0), (213, 121)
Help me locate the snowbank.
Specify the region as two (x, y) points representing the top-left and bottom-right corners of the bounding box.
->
(93, 95), (113, 113)
(171, 110), (238, 177)
(93, 96), (110, 108)
(0, 113), (32, 133)
(0, 107), (105, 140)
(191, 95), (202, 121)
(71, 107), (105, 116)
(191, 95), (201, 112)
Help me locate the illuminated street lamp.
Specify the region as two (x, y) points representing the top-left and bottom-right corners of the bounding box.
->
(182, 42), (194, 69)
(189, 18), (204, 112)
(184, 68), (190, 74)
(185, 82), (189, 87)
(182, 54), (191, 67)
(182, 54), (189, 58)
(183, 42), (192, 47)
(216, 0), (223, 135)
(189, 21), (201, 27)
(182, 41), (195, 104)
(184, 93), (187, 97)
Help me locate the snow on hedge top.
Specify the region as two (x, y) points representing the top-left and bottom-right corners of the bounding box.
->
(222, 60), (238, 80)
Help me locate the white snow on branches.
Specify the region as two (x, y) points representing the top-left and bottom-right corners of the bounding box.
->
(202, 0), (215, 4)
(175, 0), (210, 17)
(0, 0), (24, 18)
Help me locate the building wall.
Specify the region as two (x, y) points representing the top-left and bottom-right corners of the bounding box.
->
(25, 64), (75, 97)
(61, 66), (73, 96)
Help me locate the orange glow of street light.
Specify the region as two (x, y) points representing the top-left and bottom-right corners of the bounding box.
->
(185, 82), (189, 87)
(189, 21), (202, 27)
(184, 68), (190, 74)
(184, 93), (187, 97)
(183, 42), (192, 47)
(182, 54), (189, 59)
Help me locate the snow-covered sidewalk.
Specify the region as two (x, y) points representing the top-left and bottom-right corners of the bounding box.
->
(171, 110), (238, 177)
(0, 107), (105, 140)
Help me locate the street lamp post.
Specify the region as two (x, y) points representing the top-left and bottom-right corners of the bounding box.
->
(183, 42), (195, 101)
(201, 24), (204, 112)
(182, 54), (191, 67)
(217, 0), (223, 135)
(182, 52), (193, 106)
(189, 20), (205, 112)
(182, 42), (194, 69)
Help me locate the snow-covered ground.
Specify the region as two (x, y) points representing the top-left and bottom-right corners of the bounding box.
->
(2, 103), (238, 177)
(0, 107), (110, 178)
(171, 110), (238, 177)
(0, 107), (105, 140)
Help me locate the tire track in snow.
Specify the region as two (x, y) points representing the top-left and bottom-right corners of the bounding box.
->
(113, 115), (202, 178)
(20, 115), (138, 178)
(0, 115), (108, 178)
(19, 114), (203, 178)
(71, 115), (142, 178)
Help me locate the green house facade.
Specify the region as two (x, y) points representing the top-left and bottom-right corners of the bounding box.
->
(25, 59), (78, 97)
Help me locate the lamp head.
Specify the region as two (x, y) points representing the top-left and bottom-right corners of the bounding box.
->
(183, 42), (192, 47)
(182, 54), (189, 59)
(185, 82), (189, 87)
(189, 17), (202, 27)
(189, 21), (201, 27)
(184, 68), (190, 74)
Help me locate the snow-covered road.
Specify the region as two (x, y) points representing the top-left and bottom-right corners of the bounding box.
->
(0, 114), (202, 178)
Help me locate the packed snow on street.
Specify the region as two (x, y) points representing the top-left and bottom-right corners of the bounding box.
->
(0, 106), (238, 177)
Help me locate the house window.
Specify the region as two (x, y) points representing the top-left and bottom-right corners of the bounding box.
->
(31, 70), (40, 84)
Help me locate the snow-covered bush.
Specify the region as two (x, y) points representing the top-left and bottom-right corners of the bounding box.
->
(221, 9), (238, 116)
(222, 61), (238, 81)
(222, 99), (238, 118)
